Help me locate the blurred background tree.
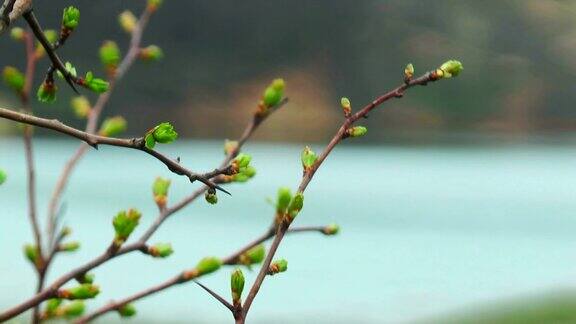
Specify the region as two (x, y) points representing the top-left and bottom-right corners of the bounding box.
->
(2, 0), (576, 142)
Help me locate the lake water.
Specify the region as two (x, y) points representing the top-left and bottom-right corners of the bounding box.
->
(1, 138), (576, 323)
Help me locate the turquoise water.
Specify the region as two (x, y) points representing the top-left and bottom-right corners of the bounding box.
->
(1, 138), (576, 323)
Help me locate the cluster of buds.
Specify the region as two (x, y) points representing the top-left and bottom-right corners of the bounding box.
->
(152, 177), (171, 209)
(57, 284), (100, 300)
(99, 41), (121, 77)
(267, 259), (288, 276)
(275, 187), (304, 223)
(256, 78), (285, 117)
(70, 96), (91, 119)
(60, 6), (80, 41)
(117, 303), (137, 317)
(2, 66), (25, 94)
(237, 244), (265, 267)
(301, 146), (318, 173)
(147, 243), (174, 258)
(144, 122), (178, 149)
(182, 257), (222, 281)
(112, 209), (141, 246)
(42, 299), (85, 320)
(221, 153), (256, 183)
(139, 45), (164, 62)
(432, 59), (464, 80)
(230, 268), (245, 306)
(99, 116), (127, 137)
(119, 11), (137, 34)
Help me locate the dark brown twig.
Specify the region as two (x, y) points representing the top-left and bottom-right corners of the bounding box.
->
(0, 107), (229, 192)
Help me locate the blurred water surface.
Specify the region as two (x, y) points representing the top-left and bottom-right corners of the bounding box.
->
(1, 138), (576, 323)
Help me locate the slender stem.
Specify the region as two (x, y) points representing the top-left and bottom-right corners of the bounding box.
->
(74, 225), (330, 323)
(240, 72), (439, 322)
(46, 7), (153, 245)
(0, 98), (288, 322)
(16, 27), (45, 324)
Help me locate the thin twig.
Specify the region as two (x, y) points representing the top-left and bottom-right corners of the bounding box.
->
(0, 107), (230, 191)
(0, 98), (288, 322)
(46, 7), (154, 246)
(74, 225), (331, 323)
(240, 72), (439, 322)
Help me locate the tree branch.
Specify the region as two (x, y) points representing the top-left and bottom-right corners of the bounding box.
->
(240, 71), (440, 321)
(0, 97), (288, 322)
(73, 225), (333, 323)
(46, 7), (154, 246)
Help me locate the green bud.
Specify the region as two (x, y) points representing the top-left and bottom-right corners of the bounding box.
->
(70, 96), (91, 119)
(347, 126), (368, 138)
(0, 169), (6, 185)
(148, 243), (173, 258)
(224, 139), (238, 155)
(60, 241), (80, 252)
(438, 59), (463, 78)
(243, 244), (265, 265)
(59, 284), (100, 300)
(118, 10), (137, 34)
(205, 190), (218, 205)
(45, 298), (62, 315)
(152, 177), (171, 207)
(61, 226), (72, 237)
(230, 268), (245, 302)
(153, 122), (178, 143)
(76, 273), (95, 284)
(323, 223), (340, 235)
(287, 193), (304, 219)
(340, 97), (351, 116)
(268, 259), (288, 275)
(61, 301), (85, 318)
(99, 41), (121, 68)
(37, 80), (58, 103)
(23, 244), (39, 265)
(234, 153), (252, 169)
(3, 66), (25, 92)
(230, 165), (256, 183)
(99, 116), (127, 137)
(404, 63), (414, 80)
(118, 303), (137, 317)
(196, 257), (222, 276)
(112, 209), (141, 244)
(62, 6), (80, 30)
(139, 45), (163, 61)
(145, 122), (178, 149)
(276, 187), (292, 214)
(56, 62), (77, 80)
(83, 72), (109, 93)
(301, 146), (317, 171)
(10, 27), (25, 41)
